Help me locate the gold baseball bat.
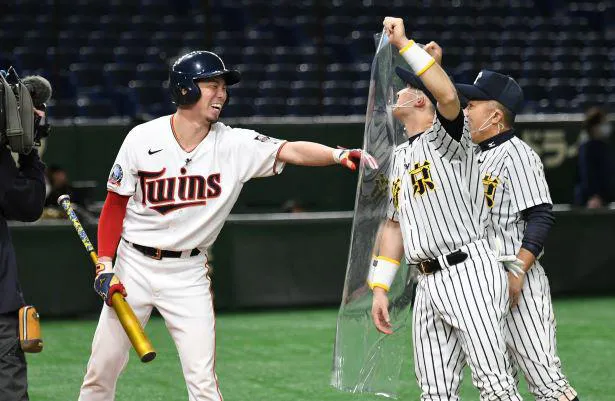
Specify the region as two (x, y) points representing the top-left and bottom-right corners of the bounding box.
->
(57, 194), (156, 363)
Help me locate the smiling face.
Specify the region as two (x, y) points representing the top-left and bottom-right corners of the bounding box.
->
(192, 76), (228, 124)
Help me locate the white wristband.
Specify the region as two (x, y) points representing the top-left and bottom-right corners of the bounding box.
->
(331, 148), (344, 164)
(367, 255), (377, 286)
(368, 256), (400, 292)
(399, 40), (435, 76)
(95, 260), (113, 275)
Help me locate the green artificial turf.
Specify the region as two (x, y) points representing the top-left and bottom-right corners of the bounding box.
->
(27, 297), (614, 400)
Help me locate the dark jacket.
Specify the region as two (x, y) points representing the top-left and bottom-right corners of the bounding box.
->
(0, 146), (46, 314)
(574, 138), (614, 206)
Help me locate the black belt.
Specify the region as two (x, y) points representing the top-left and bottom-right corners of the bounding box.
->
(418, 250), (468, 274)
(126, 240), (200, 260)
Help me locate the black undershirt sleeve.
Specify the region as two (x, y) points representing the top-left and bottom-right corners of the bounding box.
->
(520, 203), (555, 257)
(436, 108), (464, 142)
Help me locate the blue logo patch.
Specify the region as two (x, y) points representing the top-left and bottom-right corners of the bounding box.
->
(108, 164), (123, 185)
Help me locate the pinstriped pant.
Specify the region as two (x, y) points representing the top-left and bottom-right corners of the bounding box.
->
(412, 239), (522, 401)
(505, 261), (577, 401)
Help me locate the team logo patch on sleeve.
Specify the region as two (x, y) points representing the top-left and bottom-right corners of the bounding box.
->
(253, 134), (280, 144)
(108, 164), (123, 185)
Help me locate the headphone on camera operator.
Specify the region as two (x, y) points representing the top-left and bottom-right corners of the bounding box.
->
(0, 67), (52, 155)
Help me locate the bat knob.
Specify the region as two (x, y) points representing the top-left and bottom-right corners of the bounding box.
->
(141, 351), (157, 363)
(57, 194), (71, 206)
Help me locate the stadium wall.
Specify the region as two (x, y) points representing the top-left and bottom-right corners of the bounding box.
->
(43, 117), (614, 209)
(12, 209), (615, 317)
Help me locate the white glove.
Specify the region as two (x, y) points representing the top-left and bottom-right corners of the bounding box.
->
(496, 255), (525, 278)
(493, 237), (525, 278)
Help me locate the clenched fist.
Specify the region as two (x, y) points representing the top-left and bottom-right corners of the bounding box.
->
(383, 17), (410, 50)
(424, 41), (443, 65)
(94, 259), (127, 306)
(332, 147), (379, 171)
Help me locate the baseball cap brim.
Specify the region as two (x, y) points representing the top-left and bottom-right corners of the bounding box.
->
(454, 83), (492, 101)
(395, 66), (437, 106)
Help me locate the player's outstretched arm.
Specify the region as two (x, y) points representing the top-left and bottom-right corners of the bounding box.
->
(277, 141), (378, 171)
(383, 17), (460, 121)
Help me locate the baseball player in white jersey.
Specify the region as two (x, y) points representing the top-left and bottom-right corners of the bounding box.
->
(77, 50), (377, 401)
(456, 70), (580, 401)
(368, 18), (522, 400)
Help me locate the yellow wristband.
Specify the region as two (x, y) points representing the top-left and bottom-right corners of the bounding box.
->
(369, 282), (390, 292)
(399, 41), (435, 76)
(416, 58), (436, 76)
(398, 40), (415, 55)
(376, 255), (401, 265)
(369, 256), (400, 292)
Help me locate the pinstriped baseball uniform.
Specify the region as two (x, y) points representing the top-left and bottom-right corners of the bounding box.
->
(387, 111), (522, 401)
(476, 131), (578, 401)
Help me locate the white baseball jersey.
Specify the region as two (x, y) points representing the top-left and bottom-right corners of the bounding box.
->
(387, 111), (489, 263)
(107, 115), (286, 250)
(80, 115), (287, 401)
(385, 110), (521, 400)
(477, 132), (552, 255)
(477, 132), (577, 400)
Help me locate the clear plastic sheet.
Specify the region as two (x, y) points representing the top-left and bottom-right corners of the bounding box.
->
(330, 32), (418, 399)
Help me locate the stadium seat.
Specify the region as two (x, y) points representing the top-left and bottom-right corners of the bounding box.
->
(258, 80), (290, 98)
(76, 98), (117, 118)
(286, 97), (320, 116)
(136, 63), (169, 84)
(255, 97), (287, 116)
(70, 63), (105, 88)
(3, 1), (615, 118)
(129, 81), (168, 106)
(104, 63), (136, 88)
(322, 97), (351, 116)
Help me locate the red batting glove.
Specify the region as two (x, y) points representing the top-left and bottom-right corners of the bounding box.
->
(332, 147), (379, 171)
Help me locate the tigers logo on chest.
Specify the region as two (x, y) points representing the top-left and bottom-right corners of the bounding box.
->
(391, 178), (401, 210)
(408, 161), (435, 196)
(482, 174), (500, 208)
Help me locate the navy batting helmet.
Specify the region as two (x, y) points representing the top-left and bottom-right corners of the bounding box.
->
(169, 50), (241, 106)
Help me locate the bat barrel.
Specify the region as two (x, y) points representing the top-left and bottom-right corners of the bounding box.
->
(111, 293), (157, 363)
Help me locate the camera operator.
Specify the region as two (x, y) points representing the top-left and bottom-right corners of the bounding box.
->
(0, 69), (51, 401)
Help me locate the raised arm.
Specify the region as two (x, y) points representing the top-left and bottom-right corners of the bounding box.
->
(383, 17), (461, 121)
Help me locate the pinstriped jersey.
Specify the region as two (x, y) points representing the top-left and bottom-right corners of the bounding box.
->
(476, 133), (552, 256)
(387, 112), (489, 263)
